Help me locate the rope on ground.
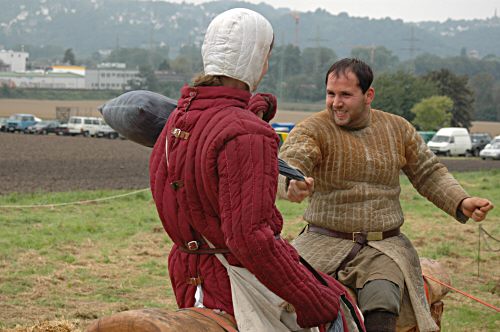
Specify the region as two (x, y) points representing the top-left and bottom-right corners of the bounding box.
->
(477, 225), (499, 278)
(423, 274), (500, 312)
(480, 225), (500, 251)
(0, 188), (150, 209)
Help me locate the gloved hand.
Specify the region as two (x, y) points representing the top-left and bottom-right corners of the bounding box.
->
(247, 93), (277, 122)
(293, 284), (341, 328)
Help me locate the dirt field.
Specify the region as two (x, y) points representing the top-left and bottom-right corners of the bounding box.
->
(0, 133), (151, 195)
(0, 132), (499, 195)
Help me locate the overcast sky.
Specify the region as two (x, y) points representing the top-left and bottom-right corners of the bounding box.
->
(165, 0), (499, 22)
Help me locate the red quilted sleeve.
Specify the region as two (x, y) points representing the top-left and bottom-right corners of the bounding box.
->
(217, 132), (346, 328)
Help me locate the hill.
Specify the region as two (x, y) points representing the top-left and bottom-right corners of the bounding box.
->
(1, 0), (499, 60)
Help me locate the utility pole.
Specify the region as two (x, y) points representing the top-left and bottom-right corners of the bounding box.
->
(278, 31), (286, 101)
(308, 26), (328, 74)
(290, 11), (300, 47)
(309, 26), (328, 48)
(402, 26), (420, 60)
(149, 25), (155, 68)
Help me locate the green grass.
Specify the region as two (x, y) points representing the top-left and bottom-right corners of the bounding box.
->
(0, 171), (499, 331)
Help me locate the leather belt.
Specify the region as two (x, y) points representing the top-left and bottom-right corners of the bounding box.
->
(307, 224), (400, 276)
(177, 240), (230, 255)
(308, 224), (400, 242)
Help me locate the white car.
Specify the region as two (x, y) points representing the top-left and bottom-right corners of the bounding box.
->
(427, 127), (472, 157)
(479, 136), (500, 160)
(96, 124), (119, 139)
(67, 116), (104, 136)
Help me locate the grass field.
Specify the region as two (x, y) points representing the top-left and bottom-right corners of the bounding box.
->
(0, 171), (499, 331)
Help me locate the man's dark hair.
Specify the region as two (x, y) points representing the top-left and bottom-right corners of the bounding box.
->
(325, 58), (373, 93)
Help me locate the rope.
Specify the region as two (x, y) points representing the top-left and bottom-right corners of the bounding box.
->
(0, 188), (149, 209)
(423, 274), (500, 312)
(477, 225), (499, 277)
(479, 225), (500, 252)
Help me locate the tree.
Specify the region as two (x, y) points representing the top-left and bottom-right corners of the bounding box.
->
(411, 96), (453, 130)
(158, 59), (170, 71)
(413, 53), (444, 76)
(424, 69), (474, 129)
(372, 71), (438, 121)
(170, 44), (202, 77)
(62, 48), (76, 65)
(351, 46), (399, 73)
(1, 84), (12, 97)
(265, 44), (302, 99)
(301, 47), (338, 101)
(469, 73), (498, 121)
(494, 84), (500, 121)
(282, 74), (318, 102)
(139, 65), (159, 92)
(128, 65), (159, 92)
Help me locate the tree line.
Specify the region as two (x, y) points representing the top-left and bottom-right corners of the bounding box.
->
(128, 43), (499, 129)
(3, 44), (500, 130)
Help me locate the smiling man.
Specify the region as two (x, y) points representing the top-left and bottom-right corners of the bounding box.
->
(278, 58), (494, 332)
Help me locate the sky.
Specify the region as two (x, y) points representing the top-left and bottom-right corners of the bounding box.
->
(164, 0), (499, 22)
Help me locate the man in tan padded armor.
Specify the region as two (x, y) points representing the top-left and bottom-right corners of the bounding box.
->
(278, 58), (494, 332)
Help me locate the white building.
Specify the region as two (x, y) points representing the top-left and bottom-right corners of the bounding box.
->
(85, 64), (141, 90)
(0, 50), (29, 72)
(0, 71), (85, 89)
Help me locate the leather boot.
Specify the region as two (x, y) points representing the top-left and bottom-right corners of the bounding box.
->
(364, 311), (397, 332)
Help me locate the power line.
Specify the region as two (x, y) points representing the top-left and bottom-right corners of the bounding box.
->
(402, 26), (420, 59)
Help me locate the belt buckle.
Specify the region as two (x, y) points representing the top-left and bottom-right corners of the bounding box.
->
(352, 232), (361, 242)
(172, 128), (181, 137)
(186, 241), (199, 251)
(186, 276), (203, 285)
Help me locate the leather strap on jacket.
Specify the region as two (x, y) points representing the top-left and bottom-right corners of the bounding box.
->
(177, 241), (231, 255)
(307, 224), (400, 277)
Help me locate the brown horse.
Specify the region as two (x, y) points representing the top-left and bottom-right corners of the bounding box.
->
(86, 307), (237, 332)
(87, 258), (447, 332)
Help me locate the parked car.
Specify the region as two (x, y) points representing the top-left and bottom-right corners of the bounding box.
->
(96, 124), (119, 139)
(417, 131), (437, 143)
(55, 123), (69, 136)
(25, 120), (62, 134)
(271, 122), (295, 133)
(67, 116), (104, 136)
(5, 113), (39, 132)
(470, 132), (492, 157)
(0, 117), (8, 132)
(427, 127), (472, 157)
(479, 136), (500, 160)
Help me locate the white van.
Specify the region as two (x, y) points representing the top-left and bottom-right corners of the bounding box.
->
(67, 116), (105, 136)
(427, 127), (472, 156)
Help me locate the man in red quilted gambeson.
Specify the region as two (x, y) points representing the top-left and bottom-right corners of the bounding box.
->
(149, 8), (363, 332)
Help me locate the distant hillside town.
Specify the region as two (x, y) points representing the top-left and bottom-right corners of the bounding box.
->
(0, 49), (192, 90)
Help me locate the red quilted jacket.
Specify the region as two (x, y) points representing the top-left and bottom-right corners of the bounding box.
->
(149, 85), (349, 328)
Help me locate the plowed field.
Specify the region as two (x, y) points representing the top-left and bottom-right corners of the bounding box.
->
(1, 132), (499, 195)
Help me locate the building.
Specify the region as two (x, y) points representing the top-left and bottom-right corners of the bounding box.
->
(85, 63), (141, 90)
(0, 50), (29, 72)
(0, 71), (85, 89)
